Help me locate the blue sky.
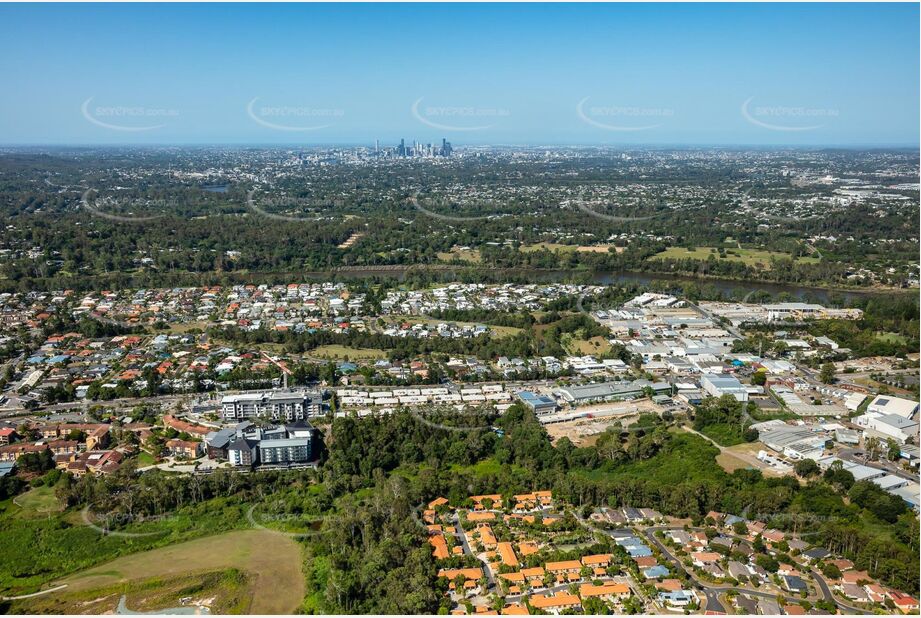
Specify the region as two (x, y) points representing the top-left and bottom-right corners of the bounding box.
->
(0, 3), (917, 146)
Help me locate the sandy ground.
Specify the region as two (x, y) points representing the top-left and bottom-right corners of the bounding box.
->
(716, 442), (789, 477)
(544, 399), (662, 446)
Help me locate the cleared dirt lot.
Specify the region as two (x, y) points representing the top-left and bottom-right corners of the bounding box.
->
(544, 399), (662, 446)
(715, 441), (790, 477)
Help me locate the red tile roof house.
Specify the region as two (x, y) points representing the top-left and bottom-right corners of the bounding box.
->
(46, 440), (79, 455)
(0, 427), (18, 445)
(165, 439), (202, 459)
(67, 450), (124, 476)
(0, 443), (47, 462)
(888, 591), (919, 613)
(691, 552), (721, 567)
(841, 571), (873, 586)
(528, 593), (581, 614)
(864, 584), (888, 604)
(162, 414), (211, 437)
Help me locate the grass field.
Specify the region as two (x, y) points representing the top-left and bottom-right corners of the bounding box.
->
(22, 530), (305, 614)
(9, 569), (250, 615)
(136, 451), (157, 467)
(449, 458), (527, 478)
(715, 442), (769, 474)
(436, 246), (482, 263)
(650, 246), (820, 268)
(875, 331), (908, 345)
(12, 486), (63, 519)
(520, 242), (623, 254)
(309, 344), (388, 360)
(564, 335), (612, 356)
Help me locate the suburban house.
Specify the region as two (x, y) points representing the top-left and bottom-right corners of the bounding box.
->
(165, 438), (202, 459)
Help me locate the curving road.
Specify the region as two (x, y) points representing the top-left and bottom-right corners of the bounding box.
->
(642, 526), (872, 615)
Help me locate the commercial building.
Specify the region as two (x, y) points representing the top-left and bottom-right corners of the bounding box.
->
(866, 395), (919, 420)
(758, 424), (826, 460)
(221, 390), (324, 421)
(700, 375), (748, 402)
(225, 420), (316, 468)
(854, 412), (920, 444)
(517, 391), (558, 415)
(555, 380), (671, 406)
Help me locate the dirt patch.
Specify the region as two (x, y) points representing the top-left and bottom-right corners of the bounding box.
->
(716, 442), (788, 477)
(544, 400), (661, 446)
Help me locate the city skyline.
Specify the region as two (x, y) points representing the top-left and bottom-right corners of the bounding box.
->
(0, 3), (918, 146)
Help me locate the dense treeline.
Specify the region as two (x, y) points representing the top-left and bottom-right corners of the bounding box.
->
(1, 150), (917, 292)
(209, 312), (633, 363)
(808, 294), (920, 357)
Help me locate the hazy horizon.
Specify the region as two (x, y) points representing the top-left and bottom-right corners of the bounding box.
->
(1, 3), (918, 146)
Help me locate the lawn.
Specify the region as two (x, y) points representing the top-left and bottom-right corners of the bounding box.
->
(520, 243), (622, 254)
(309, 344), (388, 360)
(136, 450), (157, 467)
(12, 485), (63, 519)
(564, 335), (612, 356)
(649, 246), (820, 268)
(436, 247), (482, 263)
(875, 332), (908, 345)
(24, 530), (305, 614)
